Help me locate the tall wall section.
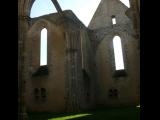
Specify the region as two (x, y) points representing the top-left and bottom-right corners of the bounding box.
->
(88, 0), (140, 107)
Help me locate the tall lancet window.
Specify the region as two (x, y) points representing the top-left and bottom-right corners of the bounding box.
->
(40, 28), (47, 66)
(113, 36), (124, 70)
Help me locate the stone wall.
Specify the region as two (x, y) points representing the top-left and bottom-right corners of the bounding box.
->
(94, 29), (139, 106)
(89, 0), (130, 29)
(88, 0), (140, 107)
(24, 10), (95, 112)
(80, 30), (96, 109)
(18, 0), (140, 114)
(25, 15), (66, 112)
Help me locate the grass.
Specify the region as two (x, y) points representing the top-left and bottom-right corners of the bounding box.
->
(28, 106), (140, 120)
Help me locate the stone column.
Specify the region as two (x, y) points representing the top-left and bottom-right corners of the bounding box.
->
(129, 0), (140, 38)
(65, 30), (83, 112)
(18, 15), (30, 120)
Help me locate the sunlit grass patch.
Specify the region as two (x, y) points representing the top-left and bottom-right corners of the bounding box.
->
(48, 113), (92, 120)
(137, 105), (140, 108)
(28, 106), (140, 120)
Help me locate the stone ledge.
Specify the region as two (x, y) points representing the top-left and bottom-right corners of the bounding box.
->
(32, 65), (49, 77)
(113, 70), (127, 77)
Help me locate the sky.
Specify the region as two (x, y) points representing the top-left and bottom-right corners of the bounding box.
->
(30, 0), (130, 26)
(113, 36), (124, 70)
(40, 28), (47, 65)
(31, 0), (129, 66)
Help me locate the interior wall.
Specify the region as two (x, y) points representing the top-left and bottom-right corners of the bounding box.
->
(25, 18), (66, 112)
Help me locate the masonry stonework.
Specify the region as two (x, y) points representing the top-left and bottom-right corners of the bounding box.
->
(18, 0), (140, 116)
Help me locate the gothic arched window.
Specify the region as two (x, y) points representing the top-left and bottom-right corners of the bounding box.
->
(113, 36), (124, 70)
(40, 28), (47, 66)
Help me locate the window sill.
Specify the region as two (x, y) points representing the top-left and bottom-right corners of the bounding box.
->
(32, 65), (49, 77)
(113, 69), (127, 77)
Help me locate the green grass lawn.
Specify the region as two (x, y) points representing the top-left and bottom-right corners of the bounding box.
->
(28, 106), (140, 120)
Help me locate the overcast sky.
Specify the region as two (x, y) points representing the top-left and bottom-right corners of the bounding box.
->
(30, 0), (130, 26)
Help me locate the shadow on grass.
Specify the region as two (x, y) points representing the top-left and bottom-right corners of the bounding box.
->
(28, 106), (140, 120)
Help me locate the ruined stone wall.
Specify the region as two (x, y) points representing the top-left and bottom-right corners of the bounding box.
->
(80, 30), (96, 109)
(25, 16), (66, 112)
(19, 0), (140, 114)
(18, 0), (34, 119)
(23, 10), (95, 112)
(88, 0), (140, 107)
(63, 14), (95, 111)
(94, 30), (139, 106)
(89, 0), (130, 29)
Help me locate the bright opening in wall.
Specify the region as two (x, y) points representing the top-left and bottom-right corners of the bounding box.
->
(30, 0), (101, 26)
(40, 28), (47, 66)
(30, 0), (57, 18)
(119, 0), (130, 8)
(113, 36), (124, 70)
(112, 16), (116, 25)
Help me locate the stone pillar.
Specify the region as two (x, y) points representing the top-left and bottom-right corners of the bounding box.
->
(18, 15), (30, 120)
(65, 30), (83, 112)
(129, 0), (140, 38)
